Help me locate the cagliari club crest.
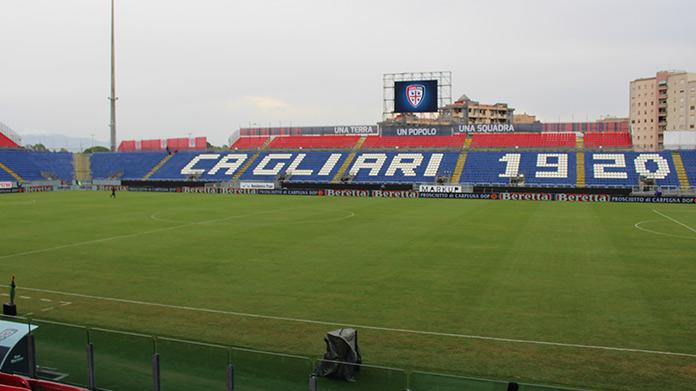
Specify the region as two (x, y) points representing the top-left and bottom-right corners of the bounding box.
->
(406, 84), (425, 108)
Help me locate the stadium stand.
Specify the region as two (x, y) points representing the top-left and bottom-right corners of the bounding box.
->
(361, 135), (466, 149)
(149, 151), (253, 181)
(267, 135), (360, 149)
(96, 149), (686, 189)
(460, 152), (577, 186)
(347, 152), (459, 183)
(118, 137), (207, 152)
(470, 133), (576, 148)
(583, 132), (632, 149)
(230, 137), (270, 149)
(0, 150), (73, 182)
(0, 168), (16, 181)
(678, 150), (696, 187)
(90, 152), (167, 180)
(584, 152), (679, 187)
(239, 152), (349, 182)
(543, 121), (630, 133)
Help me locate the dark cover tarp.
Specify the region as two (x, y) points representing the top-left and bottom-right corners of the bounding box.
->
(315, 328), (362, 382)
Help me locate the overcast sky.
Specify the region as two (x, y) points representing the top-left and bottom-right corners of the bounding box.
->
(1, 0), (695, 146)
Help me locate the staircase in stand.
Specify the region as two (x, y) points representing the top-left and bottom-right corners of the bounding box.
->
(143, 154), (173, 180)
(576, 136), (584, 150)
(450, 152), (468, 184)
(463, 135), (473, 149)
(331, 136), (367, 183)
(672, 151), (690, 188)
(0, 162), (22, 182)
(73, 153), (92, 181)
(232, 138), (273, 181)
(576, 152), (585, 187)
(259, 137), (273, 150)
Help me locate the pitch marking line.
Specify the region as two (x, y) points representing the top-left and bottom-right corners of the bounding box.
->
(0, 207), (303, 261)
(653, 209), (696, 235)
(633, 220), (696, 241)
(18, 286), (696, 359)
(0, 293), (71, 313)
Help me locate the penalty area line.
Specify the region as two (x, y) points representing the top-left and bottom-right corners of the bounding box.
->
(18, 286), (696, 359)
(653, 209), (696, 235)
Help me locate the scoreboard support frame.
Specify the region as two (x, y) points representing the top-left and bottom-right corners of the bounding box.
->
(383, 71), (452, 121)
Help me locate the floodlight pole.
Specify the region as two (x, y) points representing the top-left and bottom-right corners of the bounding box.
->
(108, 0), (118, 151)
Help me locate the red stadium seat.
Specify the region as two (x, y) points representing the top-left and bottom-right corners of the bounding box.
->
(470, 133), (575, 148)
(119, 137), (208, 152)
(117, 140), (136, 151)
(584, 132), (632, 148)
(230, 137), (270, 149)
(267, 135), (360, 149)
(361, 135), (466, 149)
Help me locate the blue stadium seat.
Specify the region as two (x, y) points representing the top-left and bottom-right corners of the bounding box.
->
(30, 152), (73, 181)
(91, 152), (167, 180)
(584, 152), (679, 188)
(0, 169), (15, 181)
(240, 152), (348, 182)
(0, 150), (73, 181)
(151, 151), (253, 181)
(348, 152), (459, 183)
(679, 150), (696, 187)
(460, 152), (576, 186)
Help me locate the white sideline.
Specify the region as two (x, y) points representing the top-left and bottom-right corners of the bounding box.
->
(18, 286), (696, 359)
(653, 209), (696, 234)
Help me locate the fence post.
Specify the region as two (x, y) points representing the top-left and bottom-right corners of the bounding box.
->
(227, 364), (234, 391)
(152, 353), (161, 391)
(86, 342), (96, 390)
(27, 333), (36, 378)
(308, 374), (317, 391)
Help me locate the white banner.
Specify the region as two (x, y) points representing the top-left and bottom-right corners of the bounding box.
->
(418, 184), (462, 193)
(0, 181), (14, 189)
(240, 182), (275, 190)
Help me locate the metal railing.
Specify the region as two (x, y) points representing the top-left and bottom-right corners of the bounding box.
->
(1, 316), (584, 391)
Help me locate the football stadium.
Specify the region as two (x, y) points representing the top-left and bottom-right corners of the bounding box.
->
(2, 2), (696, 391)
(3, 80), (696, 391)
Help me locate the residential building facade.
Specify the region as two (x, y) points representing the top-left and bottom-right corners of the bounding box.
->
(630, 70), (696, 151)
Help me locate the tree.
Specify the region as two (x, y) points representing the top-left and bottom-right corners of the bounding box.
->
(83, 146), (110, 153)
(30, 144), (47, 152)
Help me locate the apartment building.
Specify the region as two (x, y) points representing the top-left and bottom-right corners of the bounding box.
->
(629, 70), (696, 151)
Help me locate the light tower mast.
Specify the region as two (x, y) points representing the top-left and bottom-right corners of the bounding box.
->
(108, 0), (118, 151)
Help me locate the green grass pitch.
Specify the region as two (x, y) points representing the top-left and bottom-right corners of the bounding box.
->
(1, 191), (695, 390)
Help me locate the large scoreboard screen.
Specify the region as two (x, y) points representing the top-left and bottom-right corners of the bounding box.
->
(394, 80), (438, 113)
